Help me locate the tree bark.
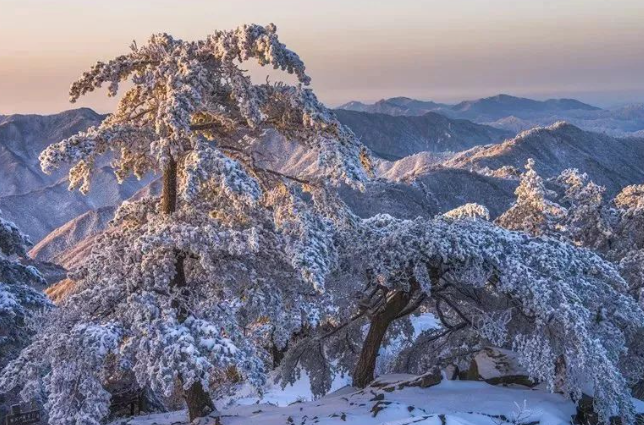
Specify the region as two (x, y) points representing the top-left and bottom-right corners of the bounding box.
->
(161, 157), (178, 215)
(352, 291), (412, 388)
(162, 158), (217, 421)
(184, 381), (216, 422)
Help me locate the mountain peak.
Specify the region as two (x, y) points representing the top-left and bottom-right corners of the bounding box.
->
(0, 107), (104, 124)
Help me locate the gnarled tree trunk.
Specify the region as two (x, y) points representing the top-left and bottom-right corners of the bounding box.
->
(352, 291), (412, 388)
(353, 269), (428, 389)
(162, 157), (217, 421)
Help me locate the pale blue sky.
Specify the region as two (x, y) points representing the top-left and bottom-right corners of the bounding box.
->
(1, 0), (643, 113)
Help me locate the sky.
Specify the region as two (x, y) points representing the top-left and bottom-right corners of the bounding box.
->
(1, 0), (643, 114)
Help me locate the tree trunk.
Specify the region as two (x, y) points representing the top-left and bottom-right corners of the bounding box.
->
(352, 313), (391, 388)
(184, 381), (216, 421)
(162, 158), (217, 421)
(352, 291), (411, 388)
(161, 157), (178, 215)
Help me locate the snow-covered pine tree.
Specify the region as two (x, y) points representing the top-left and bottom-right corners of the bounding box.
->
(1, 24), (368, 425)
(366, 215), (644, 424)
(496, 159), (566, 236)
(0, 212), (50, 371)
(283, 213), (644, 424)
(506, 168), (644, 300)
(609, 184), (644, 301)
(349, 204), (491, 388)
(612, 184), (644, 257)
(554, 168), (614, 250)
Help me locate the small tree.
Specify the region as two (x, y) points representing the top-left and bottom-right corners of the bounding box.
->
(612, 185), (644, 256)
(2, 24), (368, 424)
(554, 168), (614, 250)
(496, 159), (566, 236)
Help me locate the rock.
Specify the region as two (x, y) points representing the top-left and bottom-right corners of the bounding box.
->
(466, 347), (536, 387)
(417, 370), (443, 388)
(632, 380), (644, 401)
(444, 364), (459, 380)
(571, 394), (644, 425)
(379, 368), (443, 392)
(465, 357), (480, 381)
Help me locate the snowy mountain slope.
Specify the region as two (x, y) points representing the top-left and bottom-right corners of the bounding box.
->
(342, 168), (516, 221)
(375, 152), (450, 180)
(0, 109), (154, 242)
(335, 110), (513, 160)
(0, 109), (163, 242)
(108, 375), (587, 425)
(445, 122), (644, 196)
(29, 180), (162, 268)
(0, 165), (154, 242)
(0, 108), (105, 197)
(28, 206), (116, 264)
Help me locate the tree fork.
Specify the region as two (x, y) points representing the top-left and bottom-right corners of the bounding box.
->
(162, 157), (217, 421)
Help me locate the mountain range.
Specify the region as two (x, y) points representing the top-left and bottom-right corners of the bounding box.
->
(339, 94), (644, 137)
(3, 97), (644, 287)
(0, 109), (153, 241)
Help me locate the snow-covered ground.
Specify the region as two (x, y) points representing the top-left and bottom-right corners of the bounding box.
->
(108, 375), (595, 425)
(222, 369), (352, 408)
(106, 314), (630, 425)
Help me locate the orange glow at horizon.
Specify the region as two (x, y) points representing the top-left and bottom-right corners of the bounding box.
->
(1, 0), (644, 114)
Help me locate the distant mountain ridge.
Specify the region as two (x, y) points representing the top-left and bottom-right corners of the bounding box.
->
(338, 94), (644, 137)
(338, 97), (450, 116)
(338, 94), (599, 118)
(450, 94), (600, 121)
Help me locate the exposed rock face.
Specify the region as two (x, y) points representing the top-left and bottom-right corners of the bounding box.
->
(466, 347), (536, 387)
